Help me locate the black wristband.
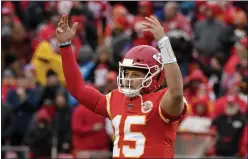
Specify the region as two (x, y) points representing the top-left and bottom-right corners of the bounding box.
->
(59, 41), (72, 48)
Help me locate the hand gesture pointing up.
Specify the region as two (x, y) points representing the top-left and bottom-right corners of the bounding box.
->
(142, 15), (165, 42)
(56, 14), (78, 43)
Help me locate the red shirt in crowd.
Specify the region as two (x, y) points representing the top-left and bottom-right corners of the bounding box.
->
(163, 13), (192, 37)
(72, 105), (109, 151)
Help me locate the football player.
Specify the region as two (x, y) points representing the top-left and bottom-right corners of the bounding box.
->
(56, 14), (187, 158)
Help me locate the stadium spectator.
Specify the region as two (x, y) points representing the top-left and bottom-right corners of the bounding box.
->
(193, 52), (225, 97)
(24, 110), (53, 159)
(2, 1), (26, 61)
(162, 2), (192, 38)
(132, 1), (154, 46)
(70, 7), (98, 52)
(193, 1), (207, 22)
(194, 2), (229, 65)
(1, 69), (17, 103)
(166, 25), (193, 77)
(25, 89), (72, 158)
(69, 13), (85, 58)
(38, 70), (61, 107)
(88, 45), (117, 93)
(51, 90), (72, 154)
(104, 5), (133, 63)
(213, 92), (247, 119)
(190, 97), (213, 118)
(104, 3), (131, 38)
(72, 105), (110, 158)
(102, 71), (118, 94)
(1, 103), (16, 159)
(6, 74), (39, 159)
(208, 96), (248, 157)
(38, 10), (60, 42)
(223, 37), (248, 102)
(31, 42), (65, 86)
(2, 53), (24, 78)
(184, 69), (208, 103)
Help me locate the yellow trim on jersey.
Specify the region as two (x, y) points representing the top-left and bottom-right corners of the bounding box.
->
(106, 92), (112, 119)
(159, 96), (188, 123)
(158, 104), (171, 123)
(183, 96), (191, 115)
(183, 96), (188, 106)
(112, 134), (115, 142)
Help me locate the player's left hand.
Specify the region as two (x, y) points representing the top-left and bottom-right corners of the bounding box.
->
(142, 15), (165, 42)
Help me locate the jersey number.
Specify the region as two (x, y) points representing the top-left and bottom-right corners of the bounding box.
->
(112, 115), (146, 158)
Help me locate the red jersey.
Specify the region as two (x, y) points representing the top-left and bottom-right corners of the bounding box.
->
(60, 46), (187, 158)
(103, 88), (187, 158)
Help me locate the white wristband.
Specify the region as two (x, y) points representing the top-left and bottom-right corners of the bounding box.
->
(157, 36), (177, 64)
(59, 41), (72, 48)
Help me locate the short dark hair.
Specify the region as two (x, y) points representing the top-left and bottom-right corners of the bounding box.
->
(46, 69), (57, 78)
(124, 67), (148, 75)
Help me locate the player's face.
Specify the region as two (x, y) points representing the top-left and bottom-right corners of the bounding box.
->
(124, 69), (146, 90)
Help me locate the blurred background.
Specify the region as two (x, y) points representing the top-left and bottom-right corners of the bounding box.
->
(1, 1), (247, 159)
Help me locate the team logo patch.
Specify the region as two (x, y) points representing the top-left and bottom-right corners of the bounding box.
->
(152, 53), (163, 64)
(232, 120), (242, 128)
(141, 101), (153, 113)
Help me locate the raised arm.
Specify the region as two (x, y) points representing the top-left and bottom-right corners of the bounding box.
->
(56, 14), (109, 118)
(142, 16), (185, 117)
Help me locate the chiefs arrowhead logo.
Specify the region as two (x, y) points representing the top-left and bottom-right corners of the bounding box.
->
(152, 53), (163, 64)
(141, 101), (153, 113)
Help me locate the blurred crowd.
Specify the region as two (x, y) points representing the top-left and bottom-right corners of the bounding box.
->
(1, 1), (248, 159)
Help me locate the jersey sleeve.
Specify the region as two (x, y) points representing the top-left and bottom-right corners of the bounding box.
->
(106, 92), (113, 119)
(94, 92), (112, 119)
(61, 46), (110, 118)
(158, 96), (188, 124)
(93, 92), (110, 119)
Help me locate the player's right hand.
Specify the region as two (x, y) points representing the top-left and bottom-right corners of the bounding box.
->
(56, 14), (78, 43)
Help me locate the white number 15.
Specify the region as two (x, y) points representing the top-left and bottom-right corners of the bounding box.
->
(112, 115), (146, 158)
